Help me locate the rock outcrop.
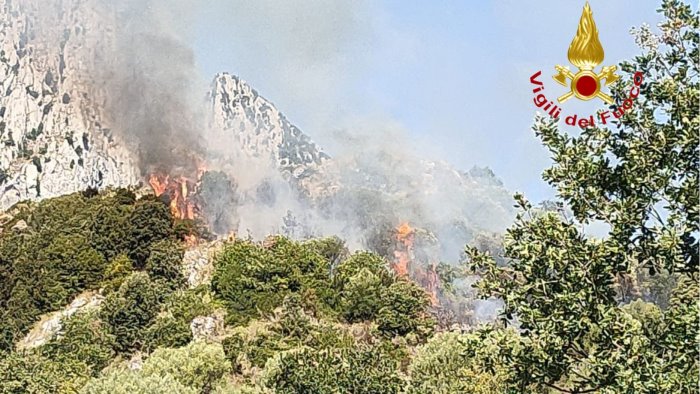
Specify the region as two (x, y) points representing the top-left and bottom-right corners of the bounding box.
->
(0, 0), (139, 209)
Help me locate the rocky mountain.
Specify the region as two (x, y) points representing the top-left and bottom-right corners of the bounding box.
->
(0, 0), (515, 250)
(207, 72), (337, 199)
(0, 0), (139, 209)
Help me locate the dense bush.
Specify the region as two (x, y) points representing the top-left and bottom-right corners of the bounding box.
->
(406, 330), (518, 394)
(222, 296), (355, 373)
(143, 314), (192, 352)
(145, 239), (185, 288)
(99, 272), (164, 353)
(0, 189), (177, 350)
(81, 369), (196, 394)
(81, 342), (230, 394)
(376, 279), (434, 338)
(41, 310), (117, 373)
(0, 351), (90, 393)
(211, 237), (335, 325)
(263, 345), (405, 394)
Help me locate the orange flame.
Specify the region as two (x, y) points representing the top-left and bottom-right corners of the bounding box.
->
(393, 222), (414, 277)
(148, 173), (198, 220)
(393, 222), (439, 305)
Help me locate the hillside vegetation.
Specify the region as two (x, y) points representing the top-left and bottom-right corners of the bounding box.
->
(0, 1), (697, 393)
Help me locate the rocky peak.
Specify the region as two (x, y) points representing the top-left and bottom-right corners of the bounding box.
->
(207, 72), (337, 198)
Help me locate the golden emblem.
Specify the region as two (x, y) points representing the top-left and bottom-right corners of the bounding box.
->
(553, 2), (619, 104)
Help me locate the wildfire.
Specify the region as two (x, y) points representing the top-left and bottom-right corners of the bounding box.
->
(392, 222), (439, 305)
(393, 222), (414, 277)
(148, 173), (198, 220)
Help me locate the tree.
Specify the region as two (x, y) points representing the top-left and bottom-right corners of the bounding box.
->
(466, 2), (699, 392)
(127, 197), (174, 268)
(262, 345), (405, 394)
(145, 239), (185, 288)
(99, 273), (163, 353)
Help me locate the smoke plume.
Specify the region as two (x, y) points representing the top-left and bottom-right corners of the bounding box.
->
(18, 0), (515, 324)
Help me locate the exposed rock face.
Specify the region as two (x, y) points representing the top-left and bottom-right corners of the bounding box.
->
(16, 290), (104, 350)
(190, 311), (225, 342)
(0, 0), (139, 209)
(0, 0), (514, 246)
(182, 241), (226, 288)
(207, 73), (337, 198)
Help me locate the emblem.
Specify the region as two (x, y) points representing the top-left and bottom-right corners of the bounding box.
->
(553, 2), (620, 104)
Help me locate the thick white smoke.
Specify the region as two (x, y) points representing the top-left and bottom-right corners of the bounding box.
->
(20, 0), (515, 323)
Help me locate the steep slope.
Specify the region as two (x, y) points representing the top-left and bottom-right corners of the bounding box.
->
(0, 0), (515, 254)
(207, 72), (337, 199)
(0, 0), (139, 209)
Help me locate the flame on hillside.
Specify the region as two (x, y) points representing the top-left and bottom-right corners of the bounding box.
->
(148, 172), (199, 220)
(393, 222), (439, 305)
(393, 222), (414, 277)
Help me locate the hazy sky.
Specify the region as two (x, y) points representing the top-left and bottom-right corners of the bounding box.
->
(191, 0), (666, 202)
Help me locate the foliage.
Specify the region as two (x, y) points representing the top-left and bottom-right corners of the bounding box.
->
(0, 189), (175, 350)
(303, 236), (348, 267)
(143, 314), (192, 352)
(339, 268), (383, 322)
(127, 196), (174, 268)
(222, 295), (355, 374)
(466, 2), (699, 392)
(406, 329), (519, 394)
(144, 239), (185, 288)
(82, 342), (230, 394)
(211, 237), (335, 325)
(376, 279), (434, 338)
(99, 272), (164, 353)
(80, 369), (196, 394)
(101, 254), (134, 295)
(41, 310), (117, 373)
(0, 351), (90, 394)
(262, 345), (405, 394)
(141, 342), (231, 392)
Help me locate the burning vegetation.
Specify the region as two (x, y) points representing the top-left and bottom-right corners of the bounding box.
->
(392, 222), (440, 305)
(148, 173), (199, 220)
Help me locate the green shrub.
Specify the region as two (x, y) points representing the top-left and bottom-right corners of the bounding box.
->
(406, 330), (517, 394)
(339, 268), (383, 322)
(143, 314), (192, 352)
(80, 368), (196, 394)
(263, 345), (405, 394)
(376, 279), (434, 338)
(333, 251), (392, 291)
(303, 236), (348, 267)
(90, 204), (131, 262)
(222, 296), (355, 374)
(41, 310), (116, 373)
(0, 189), (172, 351)
(164, 286), (219, 322)
(99, 273), (163, 353)
(144, 239), (185, 288)
(0, 351), (91, 393)
(140, 342), (231, 392)
(127, 197), (174, 267)
(101, 254), (134, 294)
(212, 238), (334, 325)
